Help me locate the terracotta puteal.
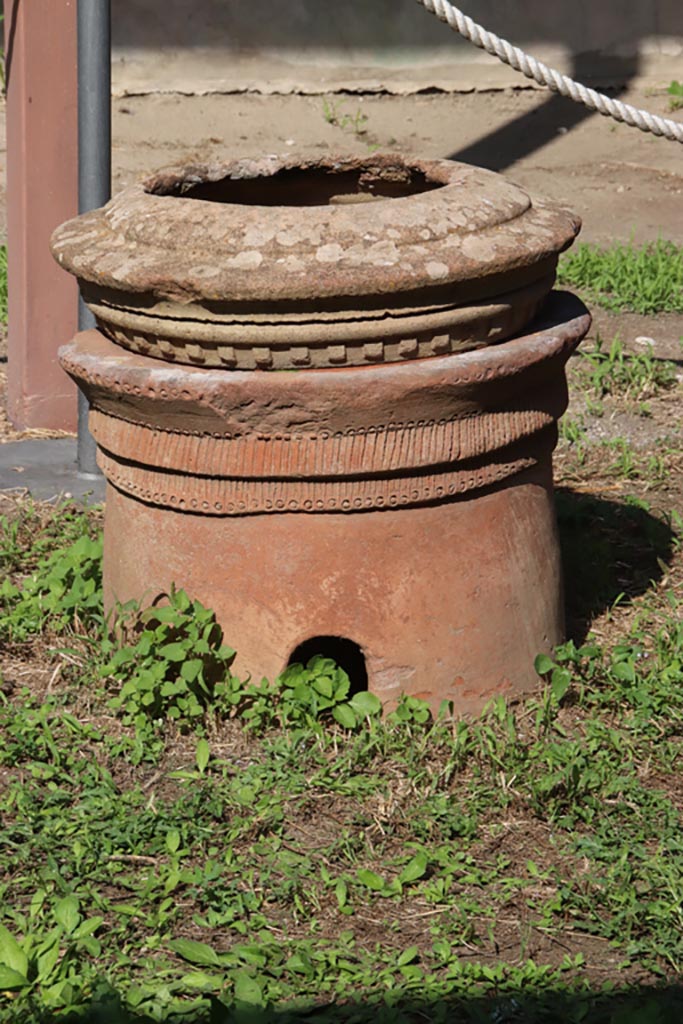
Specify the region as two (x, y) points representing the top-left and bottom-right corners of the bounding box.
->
(52, 153), (590, 714)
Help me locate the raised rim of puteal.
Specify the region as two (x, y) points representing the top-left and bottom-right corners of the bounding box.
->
(50, 152), (581, 370)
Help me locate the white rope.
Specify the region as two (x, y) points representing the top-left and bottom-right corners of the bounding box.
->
(416, 0), (683, 144)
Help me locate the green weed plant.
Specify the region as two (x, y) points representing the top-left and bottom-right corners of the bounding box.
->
(104, 589), (383, 739)
(103, 587), (239, 735)
(668, 80), (683, 111)
(0, 532), (103, 642)
(577, 334), (677, 402)
(321, 98), (368, 136)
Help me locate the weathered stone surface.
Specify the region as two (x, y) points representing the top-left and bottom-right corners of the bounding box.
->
(51, 153), (579, 369)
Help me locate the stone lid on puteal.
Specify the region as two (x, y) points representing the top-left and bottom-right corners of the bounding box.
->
(51, 153), (581, 370)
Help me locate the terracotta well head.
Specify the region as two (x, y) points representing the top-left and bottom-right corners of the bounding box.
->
(52, 153), (590, 713)
(51, 153), (580, 370)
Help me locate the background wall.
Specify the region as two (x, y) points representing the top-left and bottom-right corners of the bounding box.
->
(107, 0), (683, 94)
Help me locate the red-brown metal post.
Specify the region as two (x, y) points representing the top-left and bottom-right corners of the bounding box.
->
(4, 0), (78, 430)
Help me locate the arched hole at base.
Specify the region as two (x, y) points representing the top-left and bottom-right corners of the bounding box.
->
(287, 636), (368, 696)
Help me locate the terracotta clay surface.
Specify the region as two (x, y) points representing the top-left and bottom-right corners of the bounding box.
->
(103, 466), (563, 715)
(60, 295), (587, 515)
(51, 154), (580, 369)
(60, 293), (590, 713)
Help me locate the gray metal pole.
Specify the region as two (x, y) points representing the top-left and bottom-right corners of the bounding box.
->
(77, 0), (111, 477)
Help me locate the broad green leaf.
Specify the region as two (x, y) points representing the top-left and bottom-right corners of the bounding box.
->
(233, 970), (264, 1006)
(41, 978), (73, 1007)
(173, 589), (192, 611)
(349, 691), (382, 718)
(79, 936), (101, 957)
(333, 671), (350, 701)
(0, 924), (28, 978)
(398, 851), (428, 885)
(111, 904), (142, 918)
(166, 829), (181, 854)
(181, 659), (203, 683)
(158, 642), (191, 662)
(307, 656), (335, 674)
(392, 702), (410, 722)
(335, 879), (348, 909)
(332, 704), (357, 730)
(0, 964), (28, 989)
(29, 889), (47, 920)
(236, 785), (256, 806)
(164, 870), (182, 895)
(125, 985), (146, 1008)
(534, 653), (555, 676)
(180, 972), (223, 990)
(356, 869), (384, 891)
(313, 676), (334, 699)
(551, 667), (572, 703)
(286, 951), (313, 975)
(170, 938), (221, 967)
(613, 661), (636, 683)
(279, 665), (304, 688)
(397, 945), (420, 966)
(35, 939), (61, 983)
(232, 943), (267, 967)
(195, 737), (210, 773)
(54, 895), (80, 934)
(291, 682), (310, 704)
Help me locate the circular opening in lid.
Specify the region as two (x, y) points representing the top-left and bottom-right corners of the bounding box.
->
(147, 161), (445, 208)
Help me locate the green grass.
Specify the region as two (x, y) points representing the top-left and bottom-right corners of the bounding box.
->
(1, 499), (683, 1022)
(557, 239), (683, 314)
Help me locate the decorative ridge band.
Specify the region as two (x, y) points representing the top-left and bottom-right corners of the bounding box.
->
(58, 300), (588, 399)
(87, 272), (552, 370)
(58, 297), (590, 518)
(97, 428), (556, 516)
(89, 405), (559, 479)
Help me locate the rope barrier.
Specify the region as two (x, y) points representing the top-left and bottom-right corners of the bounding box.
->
(415, 0), (683, 144)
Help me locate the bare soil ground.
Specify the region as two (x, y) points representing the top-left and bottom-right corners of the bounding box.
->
(1, 82), (682, 239)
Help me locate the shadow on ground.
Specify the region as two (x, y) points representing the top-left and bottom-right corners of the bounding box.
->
(446, 54), (638, 173)
(557, 486), (675, 642)
(36, 982), (683, 1023)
